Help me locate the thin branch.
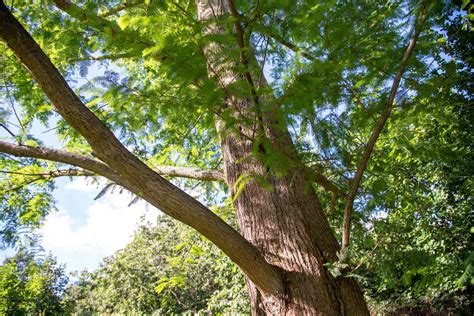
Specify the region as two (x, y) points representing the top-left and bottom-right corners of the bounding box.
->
(0, 140), (119, 181)
(256, 25), (316, 61)
(2, 168), (94, 193)
(0, 123), (16, 138)
(153, 164), (224, 182)
(4, 177), (46, 193)
(228, 0), (272, 156)
(67, 52), (138, 63)
(228, 0), (260, 107)
(340, 79), (378, 123)
(328, 192), (338, 214)
(0, 141), (225, 182)
(2, 44), (25, 133)
(257, 33), (270, 89)
(0, 3), (283, 295)
(0, 168), (92, 177)
(341, 1), (429, 255)
(309, 167), (343, 196)
(279, 150), (344, 196)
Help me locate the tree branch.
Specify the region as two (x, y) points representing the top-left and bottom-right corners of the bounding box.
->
(341, 1), (429, 254)
(0, 141), (225, 182)
(0, 2), (283, 295)
(1, 168), (94, 193)
(308, 166), (343, 196)
(67, 52), (138, 63)
(153, 164), (224, 181)
(228, 0), (260, 106)
(0, 140), (119, 180)
(255, 24), (316, 62)
(0, 123), (16, 138)
(0, 168), (93, 177)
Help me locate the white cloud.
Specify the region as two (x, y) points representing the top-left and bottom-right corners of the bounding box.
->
(40, 179), (159, 272)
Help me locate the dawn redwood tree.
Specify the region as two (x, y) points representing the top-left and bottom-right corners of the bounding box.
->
(0, 0), (455, 314)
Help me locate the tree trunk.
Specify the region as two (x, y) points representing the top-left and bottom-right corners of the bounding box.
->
(197, 1), (369, 314)
(222, 120), (370, 314)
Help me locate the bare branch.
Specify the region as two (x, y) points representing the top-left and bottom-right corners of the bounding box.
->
(0, 140), (118, 180)
(341, 1), (430, 254)
(153, 164), (224, 181)
(1, 168), (94, 193)
(0, 141), (225, 182)
(0, 3), (283, 295)
(0, 123), (16, 138)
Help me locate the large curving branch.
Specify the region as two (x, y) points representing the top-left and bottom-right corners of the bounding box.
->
(340, 1), (430, 254)
(0, 2), (283, 295)
(0, 141), (224, 182)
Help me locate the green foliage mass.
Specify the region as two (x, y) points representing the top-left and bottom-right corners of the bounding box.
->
(346, 11), (474, 313)
(0, 0), (472, 313)
(63, 207), (249, 314)
(0, 248), (69, 315)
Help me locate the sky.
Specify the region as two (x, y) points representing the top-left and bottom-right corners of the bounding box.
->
(39, 177), (159, 272)
(0, 62), (162, 273)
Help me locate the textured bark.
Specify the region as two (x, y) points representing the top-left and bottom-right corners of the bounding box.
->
(221, 122), (369, 315)
(197, 0), (369, 314)
(152, 164), (224, 181)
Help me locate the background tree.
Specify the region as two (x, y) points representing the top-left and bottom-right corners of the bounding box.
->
(0, 248), (69, 315)
(64, 206), (249, 314)
(0, 0), (471, 314)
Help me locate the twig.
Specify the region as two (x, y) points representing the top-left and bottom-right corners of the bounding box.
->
(0, 123), (16, 138)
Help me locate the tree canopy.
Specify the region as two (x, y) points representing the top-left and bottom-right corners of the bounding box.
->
(0, 0), (472, 314)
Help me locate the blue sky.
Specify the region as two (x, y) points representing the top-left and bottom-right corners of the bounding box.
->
(38, 177), (158, 272)
(1, 63), (160, 273)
